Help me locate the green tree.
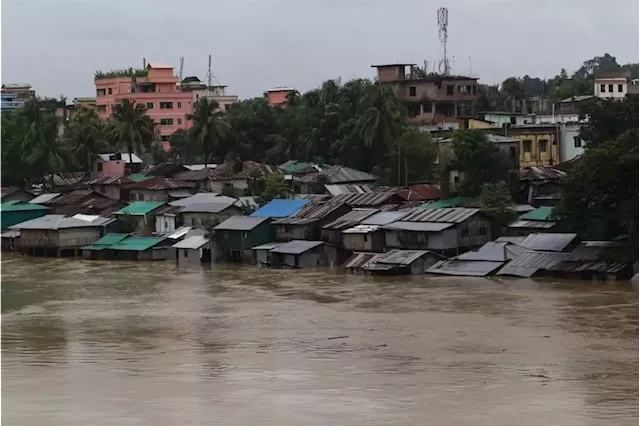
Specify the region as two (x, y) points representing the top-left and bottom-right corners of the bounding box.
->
(188, 98), (230, 167)
(450, 130), (509, 196)
(579, 95), (639, 148)
(111, 99), (155, 170)
(480, 182), (517, 228)
(257, 173), (290, 205)
(554, 129), (639, 246)
(65, 107), (108, 177)
(386, 127), (436, 186)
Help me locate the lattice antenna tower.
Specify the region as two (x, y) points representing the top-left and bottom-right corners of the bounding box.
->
(178, 56), (184, 89)
(204, 54), (220, 88)
(437, 7), (450, 75)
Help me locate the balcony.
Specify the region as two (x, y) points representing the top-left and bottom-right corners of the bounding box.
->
(1, 100), (25, 109)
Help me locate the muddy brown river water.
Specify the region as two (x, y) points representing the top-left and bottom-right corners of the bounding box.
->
(1, 255), (638, 425)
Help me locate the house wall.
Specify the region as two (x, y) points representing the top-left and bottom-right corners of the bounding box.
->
(91, 184), (121, 200)
(155, 215), (176, 234)
(216, 222), (274, 251)
(320, 228), (343, 245)
(384, 228), (458, 251)
(276, 245), (338, 268)
(594, 78), (628, 99)
(176, 247), (205, 266)
(342, 232), (384, 252)
(455, 217), (492, 248)
(276, 224), (314, 242)
(558, 123), (584, 162)
(181, 208), (241, 228)
(206, 180), (249, 197)
(254, 248), (272, 265)
(130, 189), (167, 202)
(91, 158), (125, 178)
(19, 227), (101, 249)
(514, 133), (559, 167)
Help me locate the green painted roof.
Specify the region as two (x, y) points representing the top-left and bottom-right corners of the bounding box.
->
(1, 201), (50, 212)
(82, 233), (130, 251)
(107, 236), (165, 252)
(419, 197), (473, 209)
(115, 201), (164, 215)
(282, 162), (331, 173)
(128, 173), (153, 182)
(519, 206), (554, 221)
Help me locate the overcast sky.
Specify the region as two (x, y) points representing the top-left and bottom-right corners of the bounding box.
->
(2, 0), (638, 100)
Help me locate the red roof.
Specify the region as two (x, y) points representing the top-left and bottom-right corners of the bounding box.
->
(395, 184), (441, 201)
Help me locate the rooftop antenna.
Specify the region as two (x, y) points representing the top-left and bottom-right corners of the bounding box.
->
(204, 54), (220, 89)
(178, 56), (184, 90)
(437, 7), (450, 75)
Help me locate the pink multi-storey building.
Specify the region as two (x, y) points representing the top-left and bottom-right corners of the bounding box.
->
(95, 62), (193, 143)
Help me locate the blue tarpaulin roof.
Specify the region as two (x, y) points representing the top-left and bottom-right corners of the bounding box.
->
(250, 199), (310, 218)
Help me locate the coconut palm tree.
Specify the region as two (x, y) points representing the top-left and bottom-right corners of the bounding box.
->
(187, 98), (230, 167)
(111, 99), (155, 171)
(66, 107), (108, 177)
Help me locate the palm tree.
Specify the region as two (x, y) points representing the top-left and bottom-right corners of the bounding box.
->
(21, 99), (69, 189)
(66, 107), (108, 177)
(111, 99), (155, 171)
(187, 98), (229, 167)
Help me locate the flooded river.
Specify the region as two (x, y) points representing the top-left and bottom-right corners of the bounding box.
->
(2, 255), (638, 425)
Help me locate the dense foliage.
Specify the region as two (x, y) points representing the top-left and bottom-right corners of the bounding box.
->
(94, 68), (148, 80)
(556, 96), (640, 244)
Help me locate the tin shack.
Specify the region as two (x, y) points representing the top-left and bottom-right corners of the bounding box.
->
(213, 216), (274, 263)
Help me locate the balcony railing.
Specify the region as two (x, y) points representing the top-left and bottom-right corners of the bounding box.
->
(1, 101), (25, 108)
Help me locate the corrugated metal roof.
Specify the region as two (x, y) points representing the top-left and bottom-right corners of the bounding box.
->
(167, 189), (196, 198)
(455, 242), (530, 262)
(9, 214), (110, 230)
(519, 206), (554, 221)
(507, 220), (556, 229)
(329, 192), (401, 207)
(497, 251), (569, 277)
(1, 202), (49, 212)
(270, 240), (325, 254)
(324, 184), (375, 196)
(361, 211), (410, 225)
(108, 236), (165, 251)
(515, 204), (536, 213)
(172, 235), (210, 249)
(365, 250), (430, 268)
(150, 204), (183, 217)
(520, 166), (566, 182)
(51, 190), (101, 206)
(180, 200), (236, 213)
(292, 194), (331, 202)
(548, 260), (629, 274)
(214, 215), (269, 231)
(544, 241), (632, 275)
(345, 252), (377, 269)
(519, 233), (578, 252)
(98, 153), (143, 164)
(342, 224), (381, 234)
(82, 233), (129, 251)
(29, 193), (61, 204)
(322, 208), (378, 230)
(300, 166), (377, 184)
(125, 177), (194, 190)
(1, 230), (20, 238)
(115, 201), (164, 216)
(166, 226), (192, 239)
(419, 197), (473, 209)
(272, 202), (348, 225)
(382, 221), (454, 232)
(427, 260), (504, 276)
(87, 175), (132, 185)
(252, 242), (282, 251)
(394, 184), (441, 201)
(174, 167), (253, 182)
(169, 193), (236, 207)
(250, 199), (310, 218)
(49, 172), (85, 187)
(495, 236), (526, 245)
(400, 207), (481, 223)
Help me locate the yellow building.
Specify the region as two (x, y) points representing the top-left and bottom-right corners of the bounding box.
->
(512, 131), (559, 167)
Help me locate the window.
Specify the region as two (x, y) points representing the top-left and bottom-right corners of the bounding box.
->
(108, 88), (112, 95)
(177, 118), (182, 125)
(477, 227), (486, 236)
(472, 85), (477, 95)
(539, 139), (548, 153)
(461, 228), (469, 237)
(177, 102), (182, 109)
(146, 102), (154, 109)
(191, 218), (196, 226)
(574, 136), (582, 148)
(138, 193), (144, 201)
(160, 118), (174, 126)
(159, 102), (173, 109)
(618, 84), (623, 93)
(96, 105), (106, 112)
(160, 135), (170, 142)
(509, 146), (516, 159)
(97, 89), (106, 96)
(608, 84), (613, 93)
(523, 140), (532, 153)
(184, 249), (188, 258)
(97, 162), (103, 172)
(454, 176), (460, 184)
(510, 116), (517, 125)
(465, 85), (472, 93)
(224, 104), (230, 111)
(446, 85), (454, 95)
(600, 84), (606, 93)
(409, 86), (417, 96)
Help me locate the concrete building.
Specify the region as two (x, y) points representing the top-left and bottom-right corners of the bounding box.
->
(1, 83), (35, 110)
(172, 235), (212, 266)
(372, 63), (478, 125)
(265, 87), (296, 107)
(179, 200), (242, 228)
(479, 112), (535, 127)
(594, 71), (635, 99)
(91, 153), (144, 178)
(180, 77), (238, 112)
(95, 62), (193, 141)
(558, 123), (584, 162)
